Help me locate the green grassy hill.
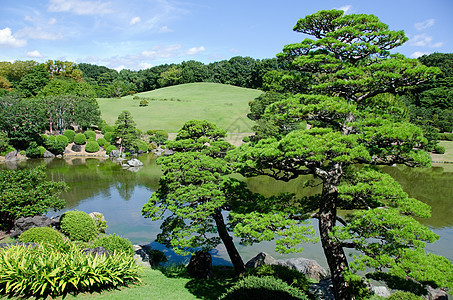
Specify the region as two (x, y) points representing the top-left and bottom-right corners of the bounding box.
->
(97, 82), (263, 133)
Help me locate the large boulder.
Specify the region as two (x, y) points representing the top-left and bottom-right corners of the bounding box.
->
(127, 158), (143, 167)
(276, 257), (328, 281)
(426, 286), (448, 300)
(187, 251), (213, 279)
(71, 144), (82, 152)
(10, 215), (58, 238)
(372, 286), (391, 298)
(43, 150), (55, 158)
(245, 252), (277, 268)
(110, 150), (120, 157)
(4, 150), (18, 161)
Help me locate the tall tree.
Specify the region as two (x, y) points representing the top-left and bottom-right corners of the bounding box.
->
(142, 120), (248, 275)
(114, 111), (138, 153)
(231, 10), (451, 299)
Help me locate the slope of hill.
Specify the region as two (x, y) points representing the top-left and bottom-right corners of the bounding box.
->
(97, 82), (263, 133)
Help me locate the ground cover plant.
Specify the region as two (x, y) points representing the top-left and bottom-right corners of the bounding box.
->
(97, 82), (262, 132)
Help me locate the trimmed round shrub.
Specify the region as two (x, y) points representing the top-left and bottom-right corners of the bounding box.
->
(101, 124), (114, 134)
(148, 130), (168, 145)
(56, 135), (69, 147)
(219, 276), (308, 300)
(73, 133), (87, 145)
(47, 135), (56, 142)
(135, 139), (149, 152)
(104, 131), (114, 143)
(84, 130), (96, 140)
(248, 264), (310, 291)
(97, 137), (107, 147)
(19, 227), (64, 245)
(242, 136), (250, 143)
(434, 145), (446, 154)
(105, 144), (117, 154)
(388, 291), (424, 300)
(92, 234), (134, 256)
(85, 141), (100, 153)
(60, 210), (99, 242)
(63, 129), (75, 143)
(45, 140), (67, 155)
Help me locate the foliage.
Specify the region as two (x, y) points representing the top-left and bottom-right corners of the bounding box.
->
(139, 99), (149, 106)
(219, 276), (309, 300)
(101, 124), (115, 134)
(114, 110), (138, 152)
(18, 226), (64, 245)
(104, 131), (114, 142)
(63, 129), (75, 142)
(55, 134), (69, 146)
(91, 234), (134, 256)
(0, 243), (141, 298)
(247, 264), (311, 291)
(231, 9), (448, 299)
(146, 249), (168, 266)
(85, 140), (100, 153)
(0, 167), (67, 230)
(105, 144), (117, 154)
(134, 139), (149, 152)
(438, 132), (453, 141)
(97, 137), (107, 147)
(84, 130), (96, 140)
(25, 141), (42, 158)
(148, 129), (168, 145)
(0, 131), (9, 153)
(434, 145), (446, 154)
(60, 210), (99, 242)
(73, 132), (87, 145)
(388, 291), (424, 300)
(45, 139), (67, 155)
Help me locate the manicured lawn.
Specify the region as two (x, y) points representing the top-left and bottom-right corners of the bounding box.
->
(431, 141), (453, 163)
(97, 82), (262, 133)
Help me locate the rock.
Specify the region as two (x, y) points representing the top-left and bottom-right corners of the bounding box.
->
(10, 216), (55, 238)
(64, 149), (71, 154)
(43, 150), (55, 158)
(5, 150), (18, 161)
(276, 257), (328, 281)
(163, 148), (174, 156)
(127, 158), (143, 167)
(110, 150), (120, 157)
(89, 212), (106, 233)
(187, 251), (213, 279)
(138, 150), (144, 154)
(309, 278), (335, 300)
(83, 246), (113, 256)
(245, 252), (277, 268)
(372, 286), (391, 298)
(71, 144), (82, 152)
(56, 154), (62, 158)
(426, 286), (448, 300)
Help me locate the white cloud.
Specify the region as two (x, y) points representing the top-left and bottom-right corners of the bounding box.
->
(114, 65), (126, 72)
(159, 26), (173, 33)
(16, 27), (63, 40)
(335, 5), (352, 14)
(47, 0), (114, 15)
(26, 50), (44, 58)
(139, 62), (153, 69)
(0, 28), (27, 48)
(130, 17), (141, 25)
(410, 34), (443, 48)
(48, 18), (57, 25)
(410, 51), (429, 59)
(415, 19), (435, 31)
(142, 44), (182, 58)
(186, 46), (205, 55)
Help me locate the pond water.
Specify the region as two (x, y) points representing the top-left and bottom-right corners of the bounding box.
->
(1, 155), (452, 268)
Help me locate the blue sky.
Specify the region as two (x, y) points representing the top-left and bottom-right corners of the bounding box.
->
(1, 0), (452, 71)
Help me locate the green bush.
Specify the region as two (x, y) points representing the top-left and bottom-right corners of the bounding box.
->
(437, 132), (453, 141)
(219, 276), (308, 300)
(19, 150), (26, 155)
(40, 134), (48, 143)
(63, 129), (75, 143)
(97, 137), (107, 147)
(0, 145), (15, 156)
(45, 140), (67, 155)
(85, 141), (100, 153)
(247, 264), (311, 291)
(60, 210), (99, 242)
(38, 146), (46, 156)
(388, 291), (424, 300)
(101, 125), (115, 134)
(104, 131), (114, 143)
(19, 227), (64, 245)
(47, 135), (56, 142)
(56, 135), (69, 147)
(148, 130), (168, 145)
(434, 145), (446, 154)
(0, 243), (140, 297)
(139, 99), (149, 107)
(84, 130), (96, 140)
(25, 141), (42, 158)
(73, 133), (87, 145)
(105, 144), (117, 154)
(91, 234), (134, 256)
(134, 139), (149, 152)
(242, 136), (250, 143)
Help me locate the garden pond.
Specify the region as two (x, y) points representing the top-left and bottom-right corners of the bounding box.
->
(1, 155), (452, 269)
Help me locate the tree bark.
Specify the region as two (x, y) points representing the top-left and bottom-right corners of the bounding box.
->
(318, 164), (352, 300)
(213, 209), (246, 276)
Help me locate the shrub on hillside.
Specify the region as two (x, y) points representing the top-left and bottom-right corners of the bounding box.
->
(139, 99), (149, 107)
(85, 141), (100, 153)
(97, 137), (107, 147)
(219, 276), (309, 300)
(84, 130), (96, 140)
(73, 133), (87, 145)
(91, 234), (134, 256)
(60, 210), (99, 242)
(56, 135), (69, 147)
(63, 129), (75, 143)
(0, 243), (141, 297)
(19, 227), (64, 245)
(434, 145), (446, 154)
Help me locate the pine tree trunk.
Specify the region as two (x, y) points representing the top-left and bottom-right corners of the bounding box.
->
(318, 165), (352, 300)
(213, 209), (246, 276)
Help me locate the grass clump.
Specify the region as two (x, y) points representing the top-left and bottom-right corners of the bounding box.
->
(60, 210), (99, 242)
(18, 227), (64, 245)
